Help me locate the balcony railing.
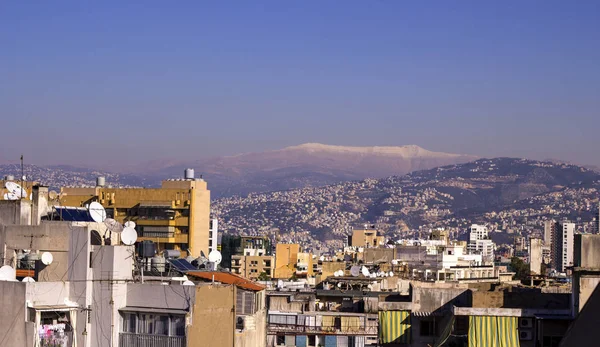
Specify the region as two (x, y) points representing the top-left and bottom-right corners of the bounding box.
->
(139, 231), (175, 238)
(119, 333), (185, 347)
(267, 323), (378, 335)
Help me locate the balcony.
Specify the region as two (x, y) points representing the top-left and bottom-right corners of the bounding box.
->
(267, 314), (378, 335)
(119, 333), (185, 347)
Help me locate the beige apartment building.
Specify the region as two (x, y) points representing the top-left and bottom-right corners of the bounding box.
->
(60, 173), (211, 256)
(232, 254), (275, 280)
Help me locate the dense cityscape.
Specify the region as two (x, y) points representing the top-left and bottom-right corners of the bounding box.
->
(2, 1), (599, 346)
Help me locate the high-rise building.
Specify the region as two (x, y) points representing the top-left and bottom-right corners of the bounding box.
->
(544, 220), (555, 246)
(60, 171), (211, 257)
(551, 221), (575, 272)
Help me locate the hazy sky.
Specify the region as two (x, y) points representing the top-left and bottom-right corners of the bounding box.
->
(1, 1), (599, 167)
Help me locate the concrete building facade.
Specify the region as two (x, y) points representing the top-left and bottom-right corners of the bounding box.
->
(529, 238), (543, 275)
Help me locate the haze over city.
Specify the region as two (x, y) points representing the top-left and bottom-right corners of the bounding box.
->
(1, 1), (599, 167)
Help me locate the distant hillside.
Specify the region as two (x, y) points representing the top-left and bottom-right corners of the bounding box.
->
(212, 158), (600, 247)
(1, 144), (478, 197)
(153, 143), (479, 197)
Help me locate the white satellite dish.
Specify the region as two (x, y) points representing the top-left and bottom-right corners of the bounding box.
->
(182, 280), (195, 286)
(121, 227), (138, 245)
(41, 252), (54, 265)
(337, 282), (342, 288)
(208, 250), (222, 265)
(391, 259), (399, 265)
(22, 277), (35, 283)
(104, 218), (124, 233)
(389, 271), (394, 277)
(361, 266), (370, 277)
(370, 273), (377, 278)
(319, 256), (325, 262)
(334, 271), (340, 277)
(3, 192), (18, 200)
(350, 266), (361, 277)
(88, 202), (107, 223)
(5, 181), (27, 198)
(0, 265), (16, 281)
(124, 221), (136, 229)
(277, 279), (284, 288)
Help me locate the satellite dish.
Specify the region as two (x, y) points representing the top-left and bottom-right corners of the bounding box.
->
(337, 282), (342, 288)
(41, 252), (54, 265)
(370, 273), (377, 278)
(350, 266), (361, 277)
(0, 265), (16, 281)
(88, 202), (107, 223)
(104, 218), (124, 233)
(182, 280), (195, 286)
(391, 259), (399, 265)
(319, 256), (325, 262)
(333, 271), (340, 277)
(277, 279), (284, 289)
(49, 191), (58, 200)
(5, 181), (27, 198)
(121, 227), (138, 246)
(124, 221), (136, 229)
(3, 192), (19, 200)
(208, 250), (222, 265)
(361, 266), (370, 277)
(22, 277), (35, 283)
(389, 271), (394, 277)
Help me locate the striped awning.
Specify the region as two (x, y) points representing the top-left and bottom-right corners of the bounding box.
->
(468, 316), (520, 347)
(379, 310), (411, 345)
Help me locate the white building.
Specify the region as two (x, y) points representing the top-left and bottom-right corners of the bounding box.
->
(468, 224), (489, 242)
(467, 224), (494, 261)
(552, 221), (575, 272)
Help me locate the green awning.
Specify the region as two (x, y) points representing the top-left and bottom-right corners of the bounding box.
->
(379, 310), (411, 344)
(468, 316), (520, 347)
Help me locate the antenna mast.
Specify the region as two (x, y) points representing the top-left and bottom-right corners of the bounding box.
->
(20, 155), (24, 200)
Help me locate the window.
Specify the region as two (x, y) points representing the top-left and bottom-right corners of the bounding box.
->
(276, 334), (285, 345)
(121, 312), (185, 337)
(308, 335), (316, 346)
(420, 318), (436, 336)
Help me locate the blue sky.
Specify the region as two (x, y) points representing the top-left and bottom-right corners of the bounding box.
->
(1, 1), (599, 166)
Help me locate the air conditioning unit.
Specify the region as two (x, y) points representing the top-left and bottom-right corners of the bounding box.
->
(519, 330), (533, 341)
(519, 317), (534, 328)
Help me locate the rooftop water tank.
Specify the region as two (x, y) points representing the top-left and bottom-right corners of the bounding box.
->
(96, 176), (106, 187)
(184, 168), (194, 180)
